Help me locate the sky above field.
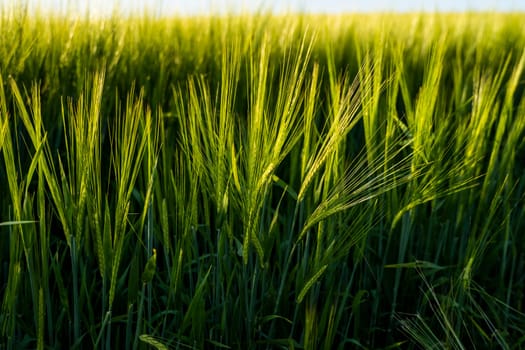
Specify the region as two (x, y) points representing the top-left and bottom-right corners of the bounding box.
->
(4, 0), (525, 16)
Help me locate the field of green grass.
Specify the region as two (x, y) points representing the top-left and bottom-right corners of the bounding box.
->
(1, 7), (525, 349)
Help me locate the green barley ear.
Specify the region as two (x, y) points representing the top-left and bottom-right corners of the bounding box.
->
(141, 249), (157, 284)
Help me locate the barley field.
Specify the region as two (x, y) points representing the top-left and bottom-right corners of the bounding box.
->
(0, 7), (524, 349)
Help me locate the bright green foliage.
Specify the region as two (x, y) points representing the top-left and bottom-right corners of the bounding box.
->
(0, 6), (525, 350)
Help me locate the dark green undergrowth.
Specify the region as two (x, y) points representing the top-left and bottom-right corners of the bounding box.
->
(1, 8), (525, 349)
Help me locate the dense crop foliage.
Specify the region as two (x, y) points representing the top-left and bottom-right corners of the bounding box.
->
(1, 7), (525, 349)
